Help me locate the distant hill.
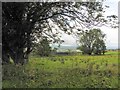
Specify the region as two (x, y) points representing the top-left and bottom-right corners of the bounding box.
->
(51, 44), (118, 50)
(58, 45), (77, 50)
(51, 45), (77, 50)
(106, 46), (118, 50)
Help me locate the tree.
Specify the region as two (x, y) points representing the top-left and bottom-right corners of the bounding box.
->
(34, 37), (52, 56)
(2, 2), (115, 64)
(93, 39), (106, 55)
(77, 29), (106, 55)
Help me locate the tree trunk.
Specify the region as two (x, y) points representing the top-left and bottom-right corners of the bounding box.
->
(9, 48), (28, 65)
(2, 51), (10, 64)
(88, 53), (91, 55)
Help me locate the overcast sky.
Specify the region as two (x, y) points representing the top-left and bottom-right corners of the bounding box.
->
(60, 0), (119, 49)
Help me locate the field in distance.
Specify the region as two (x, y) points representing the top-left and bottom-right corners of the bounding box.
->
(3, 50), (119, 88)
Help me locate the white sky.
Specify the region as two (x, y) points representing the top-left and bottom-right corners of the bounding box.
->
(60, 0), (119, 49)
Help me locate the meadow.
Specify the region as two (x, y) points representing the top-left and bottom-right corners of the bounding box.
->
(2, 50), (119, 88)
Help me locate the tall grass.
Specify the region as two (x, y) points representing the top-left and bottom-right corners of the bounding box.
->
(2, 51), (119, 88)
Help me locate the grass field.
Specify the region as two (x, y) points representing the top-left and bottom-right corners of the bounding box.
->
(2, 51), (119, 88)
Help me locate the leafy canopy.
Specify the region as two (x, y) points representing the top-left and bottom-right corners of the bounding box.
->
(77, 28), (106, 55)
(2, 2), (116, 64)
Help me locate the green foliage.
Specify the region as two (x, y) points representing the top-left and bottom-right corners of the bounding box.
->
(3, 51), (118, 88)
(34, 37), (52, 57)
(78, 28), (106, 55)
(2, 2), (111, 64)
